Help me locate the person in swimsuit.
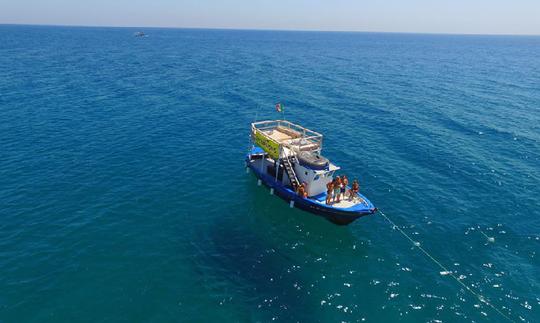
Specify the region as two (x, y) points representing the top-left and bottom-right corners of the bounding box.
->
(350, 179), (359, 201)
(301, 182), (308, 198)
(341, 175), (349, 200)
(326, 181), (334, 204)
(333, 176), (342, 203)
(297, 184), (305, 198)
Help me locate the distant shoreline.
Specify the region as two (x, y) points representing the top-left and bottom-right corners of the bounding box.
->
(1, 23), (539, 37)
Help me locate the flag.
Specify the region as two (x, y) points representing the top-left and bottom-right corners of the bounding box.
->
(275, 103), (283, 113)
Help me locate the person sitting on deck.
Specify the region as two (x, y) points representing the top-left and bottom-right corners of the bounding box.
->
(300, 182), (308, 198)
(341, 175), (349, 200)
(349, 179), (359, 201)
(326, 181), (334, 204)
(297, 184), (306, 198)
(333, 176), (342, 203)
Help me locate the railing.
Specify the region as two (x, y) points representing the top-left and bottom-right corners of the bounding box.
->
(251, 120), (323, 154)
(252, 120), (323, 138)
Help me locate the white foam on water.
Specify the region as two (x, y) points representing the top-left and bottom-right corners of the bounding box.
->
(370, 279), (380, 285)
(521, 301), (532, 310)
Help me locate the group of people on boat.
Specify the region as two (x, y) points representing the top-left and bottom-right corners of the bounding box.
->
(294, 175), (360, 205)
(325, 175), (359, 205)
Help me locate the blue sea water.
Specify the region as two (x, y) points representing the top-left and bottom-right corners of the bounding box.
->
(0, 25), (539, 322)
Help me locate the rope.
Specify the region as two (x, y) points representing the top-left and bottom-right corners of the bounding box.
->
(479, 229), (496, 242)
(377, 210), (515, 322)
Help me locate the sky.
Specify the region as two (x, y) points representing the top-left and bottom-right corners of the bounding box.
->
(1, 0), (540, 35)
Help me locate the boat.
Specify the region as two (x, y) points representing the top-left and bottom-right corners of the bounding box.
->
(246, 120), (377, 225)
(134, 31), (147, 37)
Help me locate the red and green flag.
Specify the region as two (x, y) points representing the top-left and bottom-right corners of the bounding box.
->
(275, 103), (284, 113)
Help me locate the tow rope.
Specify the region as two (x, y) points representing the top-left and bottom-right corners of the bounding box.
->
(377, 210), (516, 322)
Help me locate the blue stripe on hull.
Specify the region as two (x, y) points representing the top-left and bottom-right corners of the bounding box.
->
(246, 159), (376, 225)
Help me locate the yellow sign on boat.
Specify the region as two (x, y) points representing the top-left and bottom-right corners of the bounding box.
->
(254, 130), (280, 159)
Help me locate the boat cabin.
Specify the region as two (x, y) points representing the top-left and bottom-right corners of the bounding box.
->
(250, 120), (339, 197)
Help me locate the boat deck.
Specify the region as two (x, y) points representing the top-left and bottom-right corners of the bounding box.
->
(310, 192), (368, 209)
(252, 120), (323, 153)
(264, 127), (297, 143)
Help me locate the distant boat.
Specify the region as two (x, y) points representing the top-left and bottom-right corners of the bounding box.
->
(133, 32), (147, 37)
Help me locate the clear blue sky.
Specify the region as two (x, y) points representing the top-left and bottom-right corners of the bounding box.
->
(1, 0), (539, 35)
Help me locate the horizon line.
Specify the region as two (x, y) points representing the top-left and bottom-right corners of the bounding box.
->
(2, 23), (540, 37)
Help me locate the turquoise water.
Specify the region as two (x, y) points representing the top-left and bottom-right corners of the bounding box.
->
(1, 25), (539, 322)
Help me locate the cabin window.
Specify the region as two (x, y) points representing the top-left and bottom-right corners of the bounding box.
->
(314, 175), (320, 181)
(305, 171), (308, 176)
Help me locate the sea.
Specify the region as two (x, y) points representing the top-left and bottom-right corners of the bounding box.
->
(0, 25), (539, 322)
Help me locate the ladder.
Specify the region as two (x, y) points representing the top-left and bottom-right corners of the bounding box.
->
(282, 156), (300, 191)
